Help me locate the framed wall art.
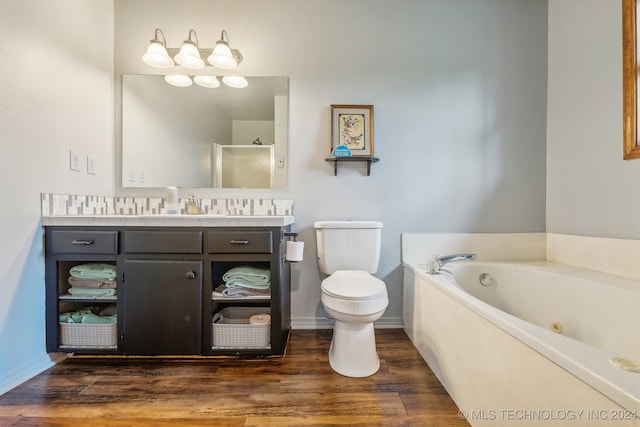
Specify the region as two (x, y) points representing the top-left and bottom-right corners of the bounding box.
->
(331, 104), (374, 157)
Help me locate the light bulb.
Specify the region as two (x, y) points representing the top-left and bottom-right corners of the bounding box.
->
(208, 40), (237, 69)
(222, 76), (248, 88)
(175, 41), (204, 69)
(164, 74), (193, 87)
(142, 41), (174, 68)
(194, 75), (220, 88)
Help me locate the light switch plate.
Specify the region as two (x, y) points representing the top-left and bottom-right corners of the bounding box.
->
(87, 155), (96, 175)
(69, 150), (81, 171)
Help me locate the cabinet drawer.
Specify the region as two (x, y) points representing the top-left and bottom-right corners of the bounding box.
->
(51, 230), (118, 254)
(124, 231), (203, 254)
(208, 231), (273, 253)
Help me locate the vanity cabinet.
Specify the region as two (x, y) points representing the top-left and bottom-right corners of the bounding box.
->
(45, 229), (119, 354)
(44, 224), (291, 357)
(207, 228), (290, 356)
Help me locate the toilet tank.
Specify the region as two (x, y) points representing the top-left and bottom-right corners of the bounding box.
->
(314, 221), (383, 275)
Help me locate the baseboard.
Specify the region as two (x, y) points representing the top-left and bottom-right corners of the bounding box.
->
(291, 316), (403, 330)
(291, 317), (333, 329)
(373, 317), (404, 328)
(0, 352), (65, 396)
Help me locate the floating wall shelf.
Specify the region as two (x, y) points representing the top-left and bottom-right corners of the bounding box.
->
(324, 157), (380, 176)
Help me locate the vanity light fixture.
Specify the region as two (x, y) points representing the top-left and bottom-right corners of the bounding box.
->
(143, 28), (246, 88)
(142, 29), (174, 68)
(174, 29), (205, 69)
(193, 75), (220, 88)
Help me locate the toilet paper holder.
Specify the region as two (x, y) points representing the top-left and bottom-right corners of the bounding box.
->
(283, 231), (304, 263)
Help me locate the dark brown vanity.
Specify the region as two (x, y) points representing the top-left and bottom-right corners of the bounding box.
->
(44, 217), (292, 357)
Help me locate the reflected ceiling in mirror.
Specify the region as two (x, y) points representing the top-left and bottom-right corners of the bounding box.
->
(122, 75), (288, 188)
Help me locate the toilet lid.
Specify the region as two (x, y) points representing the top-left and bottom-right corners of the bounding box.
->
(321, 270), (386, 300)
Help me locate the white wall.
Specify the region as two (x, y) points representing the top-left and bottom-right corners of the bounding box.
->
(547, 0), (640, 239)
(115, 0), (548, 328)
(0, 0), (114, 393)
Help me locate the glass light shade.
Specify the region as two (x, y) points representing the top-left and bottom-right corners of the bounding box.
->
(222, 75), (248, 88)
(193, 75), (220, 88)
(164, 74), (193, 87)
(208, 41), (237, 69)
(174, 41), (205, 69)
(142, 41), (174, 68)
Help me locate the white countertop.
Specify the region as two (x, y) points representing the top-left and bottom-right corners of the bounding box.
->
(41, 215), (295, 227)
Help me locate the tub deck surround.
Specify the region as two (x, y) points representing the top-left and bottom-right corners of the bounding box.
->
(400, 232), (547, 265)
(401, 233), (640, 426)
(547, 233), (640, 280)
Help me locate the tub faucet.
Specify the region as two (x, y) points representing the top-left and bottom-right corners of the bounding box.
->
(426, 253), (476, 274)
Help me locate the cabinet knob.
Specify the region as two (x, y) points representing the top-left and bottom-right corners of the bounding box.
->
(186, 271), (197, 279)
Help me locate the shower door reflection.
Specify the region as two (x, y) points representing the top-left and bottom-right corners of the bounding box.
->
(213, 144), (274, 188)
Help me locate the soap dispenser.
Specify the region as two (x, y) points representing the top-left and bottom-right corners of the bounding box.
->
(166, 186), (180, 214)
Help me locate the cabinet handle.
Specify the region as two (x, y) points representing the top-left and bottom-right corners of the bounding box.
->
(71, 240), (94, 245)
(229, 240), (249, 245)
(186, 271), (197, 279)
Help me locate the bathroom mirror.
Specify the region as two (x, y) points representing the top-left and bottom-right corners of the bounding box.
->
(121, 75), (288, 187)
(623, 0), (640, 159)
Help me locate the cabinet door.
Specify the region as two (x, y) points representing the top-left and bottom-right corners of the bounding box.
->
(122, 260), (202, 355)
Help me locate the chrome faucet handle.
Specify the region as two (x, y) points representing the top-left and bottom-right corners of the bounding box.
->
(426, 253), (476, 274)
(426, 255), (441, 274)
(186, 194), (202, 215)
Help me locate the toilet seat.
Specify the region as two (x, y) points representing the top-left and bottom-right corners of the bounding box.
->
(321, 270), (386, 300)
(321, 270), (388, 317)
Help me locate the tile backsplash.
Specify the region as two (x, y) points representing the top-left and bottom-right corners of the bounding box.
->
(41, 193), (294, 217)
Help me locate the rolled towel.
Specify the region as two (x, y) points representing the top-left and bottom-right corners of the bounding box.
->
(59, 308), (92, 323)
(249, 313), (271, 325)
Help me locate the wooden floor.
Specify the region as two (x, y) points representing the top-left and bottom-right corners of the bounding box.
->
(0, 329), (469, 427)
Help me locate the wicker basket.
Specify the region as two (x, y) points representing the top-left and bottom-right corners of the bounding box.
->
(212, 307), (271, 348)
(59, 322), (117, 347)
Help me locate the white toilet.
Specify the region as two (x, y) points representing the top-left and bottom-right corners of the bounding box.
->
(314, 220), (388, 377)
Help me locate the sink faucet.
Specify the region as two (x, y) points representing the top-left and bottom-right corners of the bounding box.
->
(426, 253), (476, 274)
(185, 195), (202, 215)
